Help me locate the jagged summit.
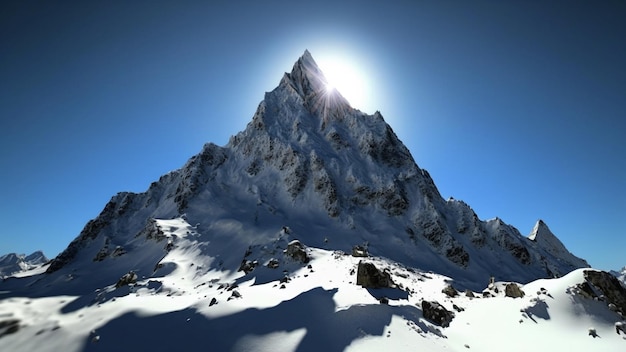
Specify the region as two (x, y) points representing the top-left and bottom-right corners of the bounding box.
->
(528, 219), (589, 272)
(39, 52), (588, 293)
(278, 50), (352, 122)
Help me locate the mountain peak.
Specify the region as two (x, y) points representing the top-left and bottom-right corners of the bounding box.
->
(43, 52), (587, 289)
(528, 219), (589, 269)
(279, 50), (351, 115)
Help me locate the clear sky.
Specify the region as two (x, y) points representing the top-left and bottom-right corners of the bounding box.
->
(1, 1), (624, 271)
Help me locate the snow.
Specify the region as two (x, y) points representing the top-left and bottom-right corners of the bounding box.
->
(1, 51), (618, 351)
(0, 251), (48, 278)
(1, 237), (624, 351)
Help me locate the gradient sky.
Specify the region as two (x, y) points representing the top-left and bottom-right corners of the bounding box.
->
(1, 1), (624, 271)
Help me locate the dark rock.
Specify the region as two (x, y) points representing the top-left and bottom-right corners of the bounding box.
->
(351, 245), (368, 257)
(465, 290), (475, 298)
(616, 322), (625, 335)
(285, 240), (309, 263)
(446, 245), (470, 267)
(267, 258), (280, 269)
(505, 283), (525, 298)
(356, 261), (394, 289)
(588, 327), (598, 338)
(238, 260), (258, 274)
(584, 270), (626, 315)
(93, 247), (109, 262)
(442, 284), (459, 298)
(209, 298), (218, 306)
(115, 271), (137, 288)
(422, 300), (454, 327)
(0, 319), (20, 338)
(111, 246), (126, 257)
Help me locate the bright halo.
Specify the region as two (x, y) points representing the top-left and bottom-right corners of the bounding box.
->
(315, 55), (369, 110)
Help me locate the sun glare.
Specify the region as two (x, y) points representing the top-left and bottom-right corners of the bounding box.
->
(316, 56), (369, 111)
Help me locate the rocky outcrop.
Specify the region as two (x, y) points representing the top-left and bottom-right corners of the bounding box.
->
(356, 261), (394, 288)
(583, 270), (626, 316)
(422, 300), (454, 327)
(505, 283), (525, 298)
(115, 271), (137, 288)
(285, 240), (309, 264)
(351, 245), (368, 257)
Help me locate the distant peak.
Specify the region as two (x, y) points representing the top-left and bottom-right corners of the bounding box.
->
(528, 219), (552, 241)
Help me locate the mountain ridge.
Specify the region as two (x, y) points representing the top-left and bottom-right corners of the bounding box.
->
(38, 51), (587, 292)
(0, 251), (48, 278)
(3, 51), (623, 352)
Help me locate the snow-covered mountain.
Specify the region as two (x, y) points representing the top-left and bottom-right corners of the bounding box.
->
(0, 251), (47, 278)
(41, 50), (586, 292)
(612, 267), (626, 286)
(2, 51), (622, 351)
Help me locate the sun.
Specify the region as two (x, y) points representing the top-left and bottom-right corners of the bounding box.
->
(315, 55), (369, 111)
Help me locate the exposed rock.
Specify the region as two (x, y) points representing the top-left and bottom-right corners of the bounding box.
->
(442, 284), (459, 298)
(238, 260), (258, 274)
(209, 298), (218, 306)
(616, 321), (625, 335)
(445, 245), (470, 267)
(422, 300), (454, 327)
(351, 245), (368, 257)
(93, 247), (109, 262)
(229, 290), (241, 300)
(505, 283), (525, 298)
(576, 281), (597, 299)
(583, 270), (626, 315)
(285, 240), (309, 263)
(267, 258), (280, 269)
(465, 290), (475, 298)
(588, 327), (598, 338)
(0, 319), (20, 338)
(115, 271), (137, 288)
(356, 261), (394, 288)
(111, 246), (126, 257)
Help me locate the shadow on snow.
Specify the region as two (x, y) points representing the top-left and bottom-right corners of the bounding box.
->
(81, 287), (437, 352)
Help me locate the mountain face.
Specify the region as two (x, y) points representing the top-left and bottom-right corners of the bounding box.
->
(29, 51), (587, 294)
(0, 251), (48, 278)
(611, 267), (626, 286)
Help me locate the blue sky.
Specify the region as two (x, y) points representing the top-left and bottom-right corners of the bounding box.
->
(1, 1), (624, 271)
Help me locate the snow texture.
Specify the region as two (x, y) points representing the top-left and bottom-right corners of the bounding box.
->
(1, 51), (614, 352)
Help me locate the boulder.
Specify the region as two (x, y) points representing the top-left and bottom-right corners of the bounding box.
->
(505, 283), (525, 298)
(285, 240), (309, 263)
(351, 245), (368, 257)
(422, 300), (454, 327)
(115, 271), (137, 288)
(356, 261), (393, 288)
(442, 284), (459, 298)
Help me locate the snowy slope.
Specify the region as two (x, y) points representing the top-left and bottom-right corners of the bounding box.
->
(0, 220), (623, 351)
(0, 251), (48, 278)
(0, 51), (611, 351)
